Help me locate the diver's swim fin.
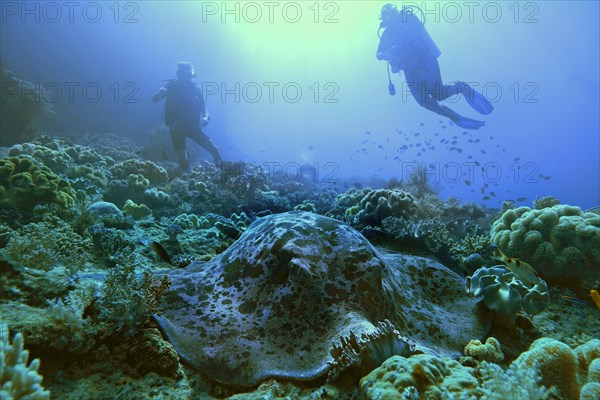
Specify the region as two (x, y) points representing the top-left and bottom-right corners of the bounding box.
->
(451, 115), (486, 130)
(457, 81), (494, 115)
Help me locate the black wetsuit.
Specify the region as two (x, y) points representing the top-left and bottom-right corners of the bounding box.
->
(163, 79), (221, 163)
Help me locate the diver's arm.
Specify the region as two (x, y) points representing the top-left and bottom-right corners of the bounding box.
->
(152, 87), (167, 103)
(198, 88), (210, 127)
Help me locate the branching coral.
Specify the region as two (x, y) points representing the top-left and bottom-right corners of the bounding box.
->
(476, 361), (552, 400)
(5, 216), (93, 271)
(47, 284), (97, 333)
(99, 265), (171, 336)
(0, 322), (50, 399)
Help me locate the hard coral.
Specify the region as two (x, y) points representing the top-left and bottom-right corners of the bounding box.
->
(360, 353), (478, 399)
(0, 156), (75, 211)
(348, 189), (417, 229)
(464, 337), (504, 362)
(581, 359), (600, 400)
(0, 323), (50, 399)
(123, 199), (152, 220)
(110, 159), (169, 186)
(5, 217), (92, 271)
(513, 338), (579, 400)
(490, 204), (600, 291)
(99, 266), (171, 336)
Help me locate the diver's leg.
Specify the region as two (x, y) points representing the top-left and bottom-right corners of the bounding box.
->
(189, 127), (223, 164)
(404, 65), (485, 130)
(420, 58), (462, 101)
(407, 57), (459, 101)
(169, 123), (190, 173)
(455, 81), (494, 115)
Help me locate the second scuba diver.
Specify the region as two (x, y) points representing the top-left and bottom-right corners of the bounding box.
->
(153, 62), (223, 173)
(377, 4), (494, 130)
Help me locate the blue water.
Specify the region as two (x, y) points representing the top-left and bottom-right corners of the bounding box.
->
(1, 1), (598, 208)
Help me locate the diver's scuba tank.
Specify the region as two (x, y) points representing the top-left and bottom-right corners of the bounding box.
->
(379, 5), (441, 96)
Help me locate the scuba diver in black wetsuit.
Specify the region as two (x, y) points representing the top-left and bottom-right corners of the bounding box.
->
(376, 4), (494, 130)
(153, 62), (222, 173)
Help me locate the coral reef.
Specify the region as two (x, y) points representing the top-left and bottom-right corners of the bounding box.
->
(0, 130), (598, 399)
(99, 265), (171, 336)
(0, 322), (50, 399)
(5, 216), (92, 271)
(476, 361), (552, 400)
(346, 188), (417, 229)
(110, 159), (169, 186)
(464, 337), (504, 362)
(513, 338), (579, 400)
(87, 201), (123, 220)
(490, 204), (600, 291)
(122, 199), (152, 220)
(127, 328), (180, 378)
(581, 359), (600, 400)
(0, 156), (75, 211)
(359, 353), (478, 399)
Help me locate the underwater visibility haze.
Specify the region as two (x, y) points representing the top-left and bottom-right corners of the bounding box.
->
(0, 1), (599, 399)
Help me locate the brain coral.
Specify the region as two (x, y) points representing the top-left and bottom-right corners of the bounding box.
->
(346, 189), (417, 229)
(359, 354), (478, 399)
(490, 204), (600, 290)
(513, 338), (579, 400)
(154, 211), (488, 387)
(0, 156), (74, 211)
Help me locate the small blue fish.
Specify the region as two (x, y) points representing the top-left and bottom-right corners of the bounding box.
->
(561, 295), (589, 306)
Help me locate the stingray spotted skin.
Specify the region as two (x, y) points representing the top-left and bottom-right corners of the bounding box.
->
(154, 211), (487, 386)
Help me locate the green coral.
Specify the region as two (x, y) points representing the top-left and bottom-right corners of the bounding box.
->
(464, 337), (504, 362)
(513, 338), (579, 400)
(98, 265), (171, 336)
(0, 156), (75, 211)
(490, 204), (600, 290)
(173, 213), (210, 229)
(581, 359), (600, 400)
(4, 216), (93, 271)
(0, 322), (50, 399)
(576, 339), (600, 385)
(360, 354), (478, 399)
(348, 189), (417, 229)
(110, 159), (169, 186)
(123, 199), (152, 220)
